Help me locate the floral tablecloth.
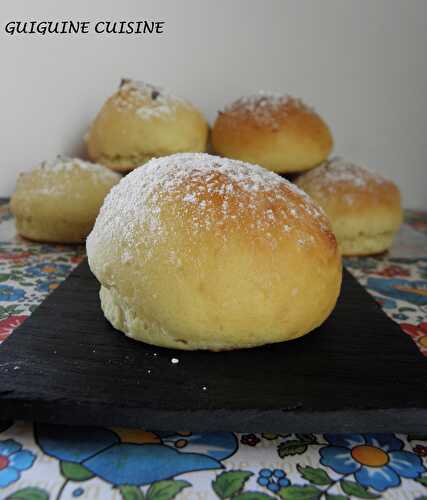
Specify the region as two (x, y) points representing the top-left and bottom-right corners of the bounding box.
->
(0, 201), (426, 500)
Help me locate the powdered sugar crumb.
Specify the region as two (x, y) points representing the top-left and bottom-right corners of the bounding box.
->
(183, 193), (197, 204)
(122, 250), (132, 263)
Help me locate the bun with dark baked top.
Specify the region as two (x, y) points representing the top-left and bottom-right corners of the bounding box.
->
(212, 92), (333, 174)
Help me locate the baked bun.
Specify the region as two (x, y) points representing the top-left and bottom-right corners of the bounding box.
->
(212, 92), (333, 173)
(86, 79), (209, 172)
(11, 157), (121, 244)
(296, 158), (403, 256)
(87, 153), (342, 351)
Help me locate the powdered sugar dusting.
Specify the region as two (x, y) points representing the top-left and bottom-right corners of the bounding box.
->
(113, 79), (190, 120)
(222, 91), (313, 129)
(40, 157), (120, 182)
(297, 157), (388, 206)
(88, 153), (331, 264)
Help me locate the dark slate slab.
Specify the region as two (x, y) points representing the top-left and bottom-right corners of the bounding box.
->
(0, 260), (426, 432)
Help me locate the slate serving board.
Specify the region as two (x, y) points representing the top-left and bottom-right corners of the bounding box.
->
(0, 259), (426, 432)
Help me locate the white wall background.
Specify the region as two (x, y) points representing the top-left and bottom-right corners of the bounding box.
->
(1, 0), (426, 207)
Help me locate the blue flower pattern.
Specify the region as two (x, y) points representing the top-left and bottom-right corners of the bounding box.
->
(257, 468), (290, 492)
(0, 285), (25, 302)
(0, 426), (426, 497)
(0, 439), (36, 487)
(25, 262), (71, 278)
(320, 434), (425, 492)
(367, 277), (427, 306)
(36, 424), (237, 486)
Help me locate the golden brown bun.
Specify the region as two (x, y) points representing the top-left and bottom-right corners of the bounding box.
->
(10, 157), (121, 244)
(295, 158), (403, 256)
(211, 92), (333, 173)
(87, 153), (342, 351)
(86, 79), (209, 172)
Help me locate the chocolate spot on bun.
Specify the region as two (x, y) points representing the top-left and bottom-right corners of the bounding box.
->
(120, 78), (132, 87)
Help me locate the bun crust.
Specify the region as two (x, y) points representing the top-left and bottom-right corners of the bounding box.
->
(87, 153), (342, 351)
(212, 93), (333, 173)
(86, 80), (209, 172)
(10, 158), (121, 243)
(296, 159), (402, 256)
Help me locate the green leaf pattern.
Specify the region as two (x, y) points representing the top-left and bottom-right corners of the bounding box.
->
(213, 471), (253, 498)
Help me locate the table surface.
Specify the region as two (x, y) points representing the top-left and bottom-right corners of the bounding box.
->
(0, 201), (426, 500)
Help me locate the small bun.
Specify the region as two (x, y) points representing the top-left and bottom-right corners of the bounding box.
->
(86, 80), (209, 172)
(87, 153), (342, 351)
(212, 92), (333, 173)
(11, 157), (121, 243)
(296, 158), (403, 256)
